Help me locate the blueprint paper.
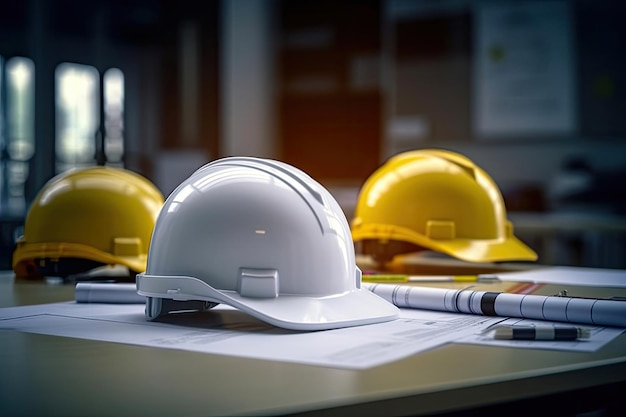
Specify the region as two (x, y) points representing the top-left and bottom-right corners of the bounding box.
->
(0, 302), (621, 370)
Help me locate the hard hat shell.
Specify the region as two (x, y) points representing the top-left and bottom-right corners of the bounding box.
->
(12, 166), (164, 277)
(136, 156), (399, 331)
(351, 149), (537, 264)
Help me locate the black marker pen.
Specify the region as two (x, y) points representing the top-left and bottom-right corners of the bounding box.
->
(494, 325), (591, 341)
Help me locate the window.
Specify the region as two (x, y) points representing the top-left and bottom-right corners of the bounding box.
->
(6, 57), (35, 162)
(0, 60), (126, 211)
(54, 63), (125, 172)
(0, 56), (35, 213)
(55, 63), (99, 172)
(103, 68), (124, 165)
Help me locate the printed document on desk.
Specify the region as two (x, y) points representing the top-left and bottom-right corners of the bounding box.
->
(494, 266), (626, 288)
(0, 302), (622, 370)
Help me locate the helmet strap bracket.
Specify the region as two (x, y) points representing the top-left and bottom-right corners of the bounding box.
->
(426, 220), (455, 240)
(237, 268), (279, 298)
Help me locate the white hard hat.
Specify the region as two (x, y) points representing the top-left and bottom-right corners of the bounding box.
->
(136, 156), (399, 331)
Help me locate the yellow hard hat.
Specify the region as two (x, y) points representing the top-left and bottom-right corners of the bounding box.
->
(12, 166), (164, 278)
(351, 149), (537, 264)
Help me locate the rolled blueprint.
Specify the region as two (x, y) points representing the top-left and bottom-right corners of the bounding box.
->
(75, 282), (146, 304)
(363, 283), (626, 328)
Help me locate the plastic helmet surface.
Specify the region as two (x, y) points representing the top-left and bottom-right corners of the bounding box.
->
(136, 156), (399, 331)
(13, 166), (164, 277)
(351, 149), (538, 264)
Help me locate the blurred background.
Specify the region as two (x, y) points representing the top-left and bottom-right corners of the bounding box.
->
(0, 0), (625, 269)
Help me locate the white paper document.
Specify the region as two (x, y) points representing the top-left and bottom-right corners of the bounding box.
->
(1, 302), (622, 370)
(494, 266), (626, 288)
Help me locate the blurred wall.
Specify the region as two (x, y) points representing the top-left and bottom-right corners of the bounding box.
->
(382, 0), (626, 208)
(1, 0), (625, 269)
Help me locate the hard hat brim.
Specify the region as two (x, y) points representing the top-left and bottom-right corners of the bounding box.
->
(433, 235), (539, 263)
(137, 274), (400, 331)
(353, 225), (538, 263)
(13, 242), (148, 277)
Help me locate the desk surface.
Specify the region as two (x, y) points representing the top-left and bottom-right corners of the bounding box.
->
(1, 269), (626, 417)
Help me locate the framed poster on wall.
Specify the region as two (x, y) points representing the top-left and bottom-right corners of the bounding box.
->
(473, 1), (576, 138)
